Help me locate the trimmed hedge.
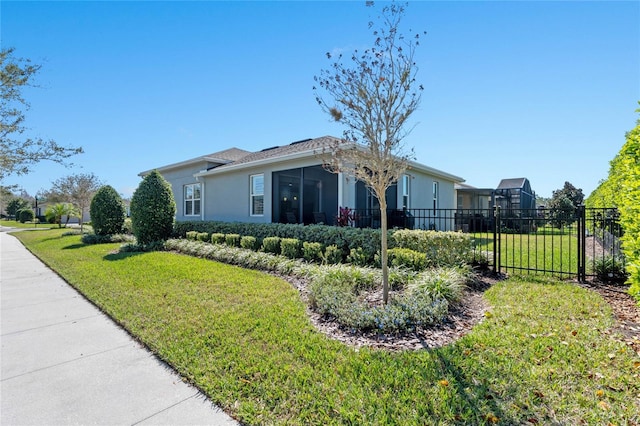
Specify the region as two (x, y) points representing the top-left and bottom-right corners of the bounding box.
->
(262, 237), (281, 254)
(388, 247), (427, 271)
(240, 236), (258, 251)
(211, 233), (225, 244)
(90, 185), (126, 236)
(174, 221), (385, 263)
(130, 170), (176, 245)
(18, 208), (35, 223)
(225, 234), (241, 247)
(176, 221), (476, 268)
(281, 238), (301, 259)
(586, 115), (640, 304)
(392, 229), (473, 267)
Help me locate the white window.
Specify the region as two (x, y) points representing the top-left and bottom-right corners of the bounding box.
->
(433, 181), (439, 214)
(184, 184), (201, 216)
(402, 175), (410, 209)
(250, 174), (264, 216)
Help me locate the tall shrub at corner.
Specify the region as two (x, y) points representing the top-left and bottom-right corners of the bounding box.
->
(616, 120), (640, 302)
(588, 110), (640, 304)
(90, 185), (126, 236)
(130, 170), (176, 245)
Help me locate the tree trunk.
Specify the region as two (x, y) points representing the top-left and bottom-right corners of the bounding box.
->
(380, 199), (389, 304)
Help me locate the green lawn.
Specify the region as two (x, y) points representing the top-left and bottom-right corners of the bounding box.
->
(473, 231), (578, 276)
(0, 219), (54, 229)
(14, 229), (640, 425)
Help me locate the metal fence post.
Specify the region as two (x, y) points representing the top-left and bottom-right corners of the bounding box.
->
(577, 205), (586, 282)
(493, 205), (500, 275)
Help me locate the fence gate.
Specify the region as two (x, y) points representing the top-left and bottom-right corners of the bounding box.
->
(491, 206), (623, 281)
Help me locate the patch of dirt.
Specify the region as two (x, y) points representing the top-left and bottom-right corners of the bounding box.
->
(279, 273), (497, 351)
(578, 281), (640, 357)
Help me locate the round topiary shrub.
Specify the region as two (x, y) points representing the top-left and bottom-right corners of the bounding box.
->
(18, 208), (35, 223)
(130, 170), (176, 246)
(90, 185), (126, 236)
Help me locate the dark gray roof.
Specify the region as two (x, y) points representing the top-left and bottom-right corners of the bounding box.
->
(215, 136), (340, 170)
(497, 178), (528, 190)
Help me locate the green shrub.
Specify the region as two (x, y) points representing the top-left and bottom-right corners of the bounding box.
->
(82, 233), (135, 244)
(173, 221), (386, 265)
(18, 208), (34, 223)
(120, 240), (166, 253)
(225, 233), (241, 247)
(240, 236), (258, 251)
(392, 229), (473, 267)
(186, 231), (198, 240)
(90, 185), (126, 236)
(211, 233), (225, 244)
(130, 170), (176, 245)
(262, 237), (281, 254)
(196, 232), (209, 242)
(323, 244), (343, 264)
(303, 241), (323, 263)
(593, 256), (628, 283)
(123, 218), (133, 235)
(406, 267), (470, 304)
(387, 247), (427, 271)
(347, 247), (373, 267)
(280, 238), (301, 259)
(308, 266), (449, 332)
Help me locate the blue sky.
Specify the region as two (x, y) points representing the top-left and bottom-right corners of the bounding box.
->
(2, 1), (639, 200)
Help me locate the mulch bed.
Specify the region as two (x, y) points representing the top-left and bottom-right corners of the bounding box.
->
(285, 271), (640, 355)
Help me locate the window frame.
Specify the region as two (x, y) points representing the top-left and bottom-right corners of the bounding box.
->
(183, 183), (201, 217)
(433, 181), (439, 214)
(250, 174), (265, 216)
(402, 175), (410, 209)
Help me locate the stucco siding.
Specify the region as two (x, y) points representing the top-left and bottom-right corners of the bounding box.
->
(156, 165), (207, 222)
(203, 157), (330, 223)
(406, 170), (456, 210)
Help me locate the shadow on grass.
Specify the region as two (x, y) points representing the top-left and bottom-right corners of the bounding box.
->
(433, 348), (525, 425)
(62, 243), (86, 250)
(104, 251), (146, 261)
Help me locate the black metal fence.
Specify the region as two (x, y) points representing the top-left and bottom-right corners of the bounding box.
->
(351, 206), (624, 282)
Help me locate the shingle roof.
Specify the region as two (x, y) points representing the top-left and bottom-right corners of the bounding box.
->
(215, 136), (340, 170)
(203, 147), (252, 163)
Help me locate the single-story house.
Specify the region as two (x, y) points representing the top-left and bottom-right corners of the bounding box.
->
(139, 136), (465, 229)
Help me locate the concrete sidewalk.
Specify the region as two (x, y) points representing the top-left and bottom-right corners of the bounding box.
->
(0, 230), (239, 425)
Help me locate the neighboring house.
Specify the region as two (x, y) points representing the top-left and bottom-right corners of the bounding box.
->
(453, 177), (537, 231)
(494, 177), (536, 212)
(139, 136), (464, 228)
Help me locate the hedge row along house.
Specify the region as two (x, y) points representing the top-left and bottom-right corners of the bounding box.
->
(138, 136), (465, 229)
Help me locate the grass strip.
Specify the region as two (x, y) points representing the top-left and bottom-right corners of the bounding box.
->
(14, 229), (640, 425)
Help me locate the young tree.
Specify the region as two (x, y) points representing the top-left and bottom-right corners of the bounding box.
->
(6, 197), (29, 219)
(45, 203), (78, 228)
(314, 2), (423, 304)
(90, 185), (126, 236)
(0, 48), (83, 182)
(130, 170), (176, 246)
(42, 173), (102, 232)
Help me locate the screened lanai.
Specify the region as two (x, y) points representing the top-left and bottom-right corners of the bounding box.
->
(272, 165), (338, 225)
